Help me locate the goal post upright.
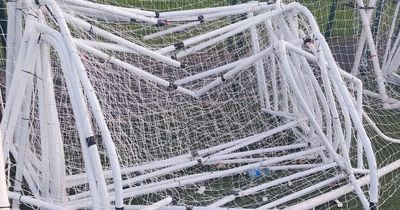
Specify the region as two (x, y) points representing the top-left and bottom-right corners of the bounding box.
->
(0, 136), (8, 210)
(351, 0), (377, 76)
(248, 12), (270, 110)
(5, 1), (16, 99)
(383, 0), (400, 71)
(352, 0), (389, 104)
(314, 32), (379, 205)
(276, 40), (371, 209)
(40, 32), (103, 209)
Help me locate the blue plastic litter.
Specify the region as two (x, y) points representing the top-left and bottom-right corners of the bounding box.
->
(247, 167), (270, 178)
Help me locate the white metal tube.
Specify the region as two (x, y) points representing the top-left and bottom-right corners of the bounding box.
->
(5, 2), (17, 98)
(209, 163), (337, 207)
(73, 38), (138, 54)
(382, 1), (400, 72)
(266, 164), (327, 171)
(14, 0), (23, 60)
(36, 47), (51, 201)
(71, 119), (303, 201)
(277, 40), (355, 183)
(118, 206), (250, 210)
(60, 4), (132, 22)
(212, 119), (303, 157)
(203, 4), (272, 20)
(354, 0), (388, 102)
(120, 147), (326, 199)
(74, 40), (197, 98)
(386, 36), (400, 75)
(144, 21), (201, 40)
(39, 13), (113, 208)
(311, 41), (351, 154)
(8, 192), (70, 210)
(176, 14), (285, 59)
(8, 147), (40, 198)
(278, 37), (369, 208)
(58, 0), (155, 17)
(41, 33), (101, 209)
(68, 146), (326, 208)
(1, 8), (34, 159)
(68, 172), (210, 202)
(262, 109), (304, 120)
(264, 19), (279, 110)
(195, 45), (274, 97)
(140, 197), (173, 210)
(63, 13), (182, 68)
(362, 89), (400, 107)
(363, 111), (400, 144)
(42, 16), (123, 207)
(285, 158), (400, 210)
(206, 143), (308, 163)
(0, 139), (10, 210)
(66, 120), (302, 188)
(174, 57), (249, 86)
(158, 1), (270, 18)
(283, 42), (332, 147)
(59, 0), (158, 24)
(39, 41), (66, 203)
(77, 3), (155, 17)
(351, 0), (377, 75)
(249, 12), (270, 109)
(306, 43), (336, 143)
(385, 42), (400, 76)
(11, 47), (36, 209)
(207, 195), (236, 208)
(315, 33), (379, 205)
(74, 40), (169, 86)
(257, 175), (346, 209)
(385, 25), (400, 72)
(156, 3), (288, 55)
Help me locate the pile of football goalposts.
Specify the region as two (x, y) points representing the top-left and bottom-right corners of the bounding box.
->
(1, 0), (400, 209)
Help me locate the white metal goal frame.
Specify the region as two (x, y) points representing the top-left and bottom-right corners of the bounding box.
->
(1, 0), (399, 210)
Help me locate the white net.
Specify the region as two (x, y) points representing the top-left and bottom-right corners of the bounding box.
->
(1, 0), (400, 210)
(284, 1), (400, 209)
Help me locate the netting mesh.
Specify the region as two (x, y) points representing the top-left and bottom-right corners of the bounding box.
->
(1, 0), (400, 209)
(65, 5), (342, 208)
(285, 1), (400, 209)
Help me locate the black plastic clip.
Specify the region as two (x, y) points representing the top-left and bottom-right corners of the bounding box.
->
(358, 6), (375, 10)
(86, 136), (96, 147)
(303, 37), (313, 45)
(370, 202), (377, 210)
(174, 42), (185, 50)
(156, 19), (167, 27)
(220, 75), (226, 82)
(198, 15), (204, 23)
